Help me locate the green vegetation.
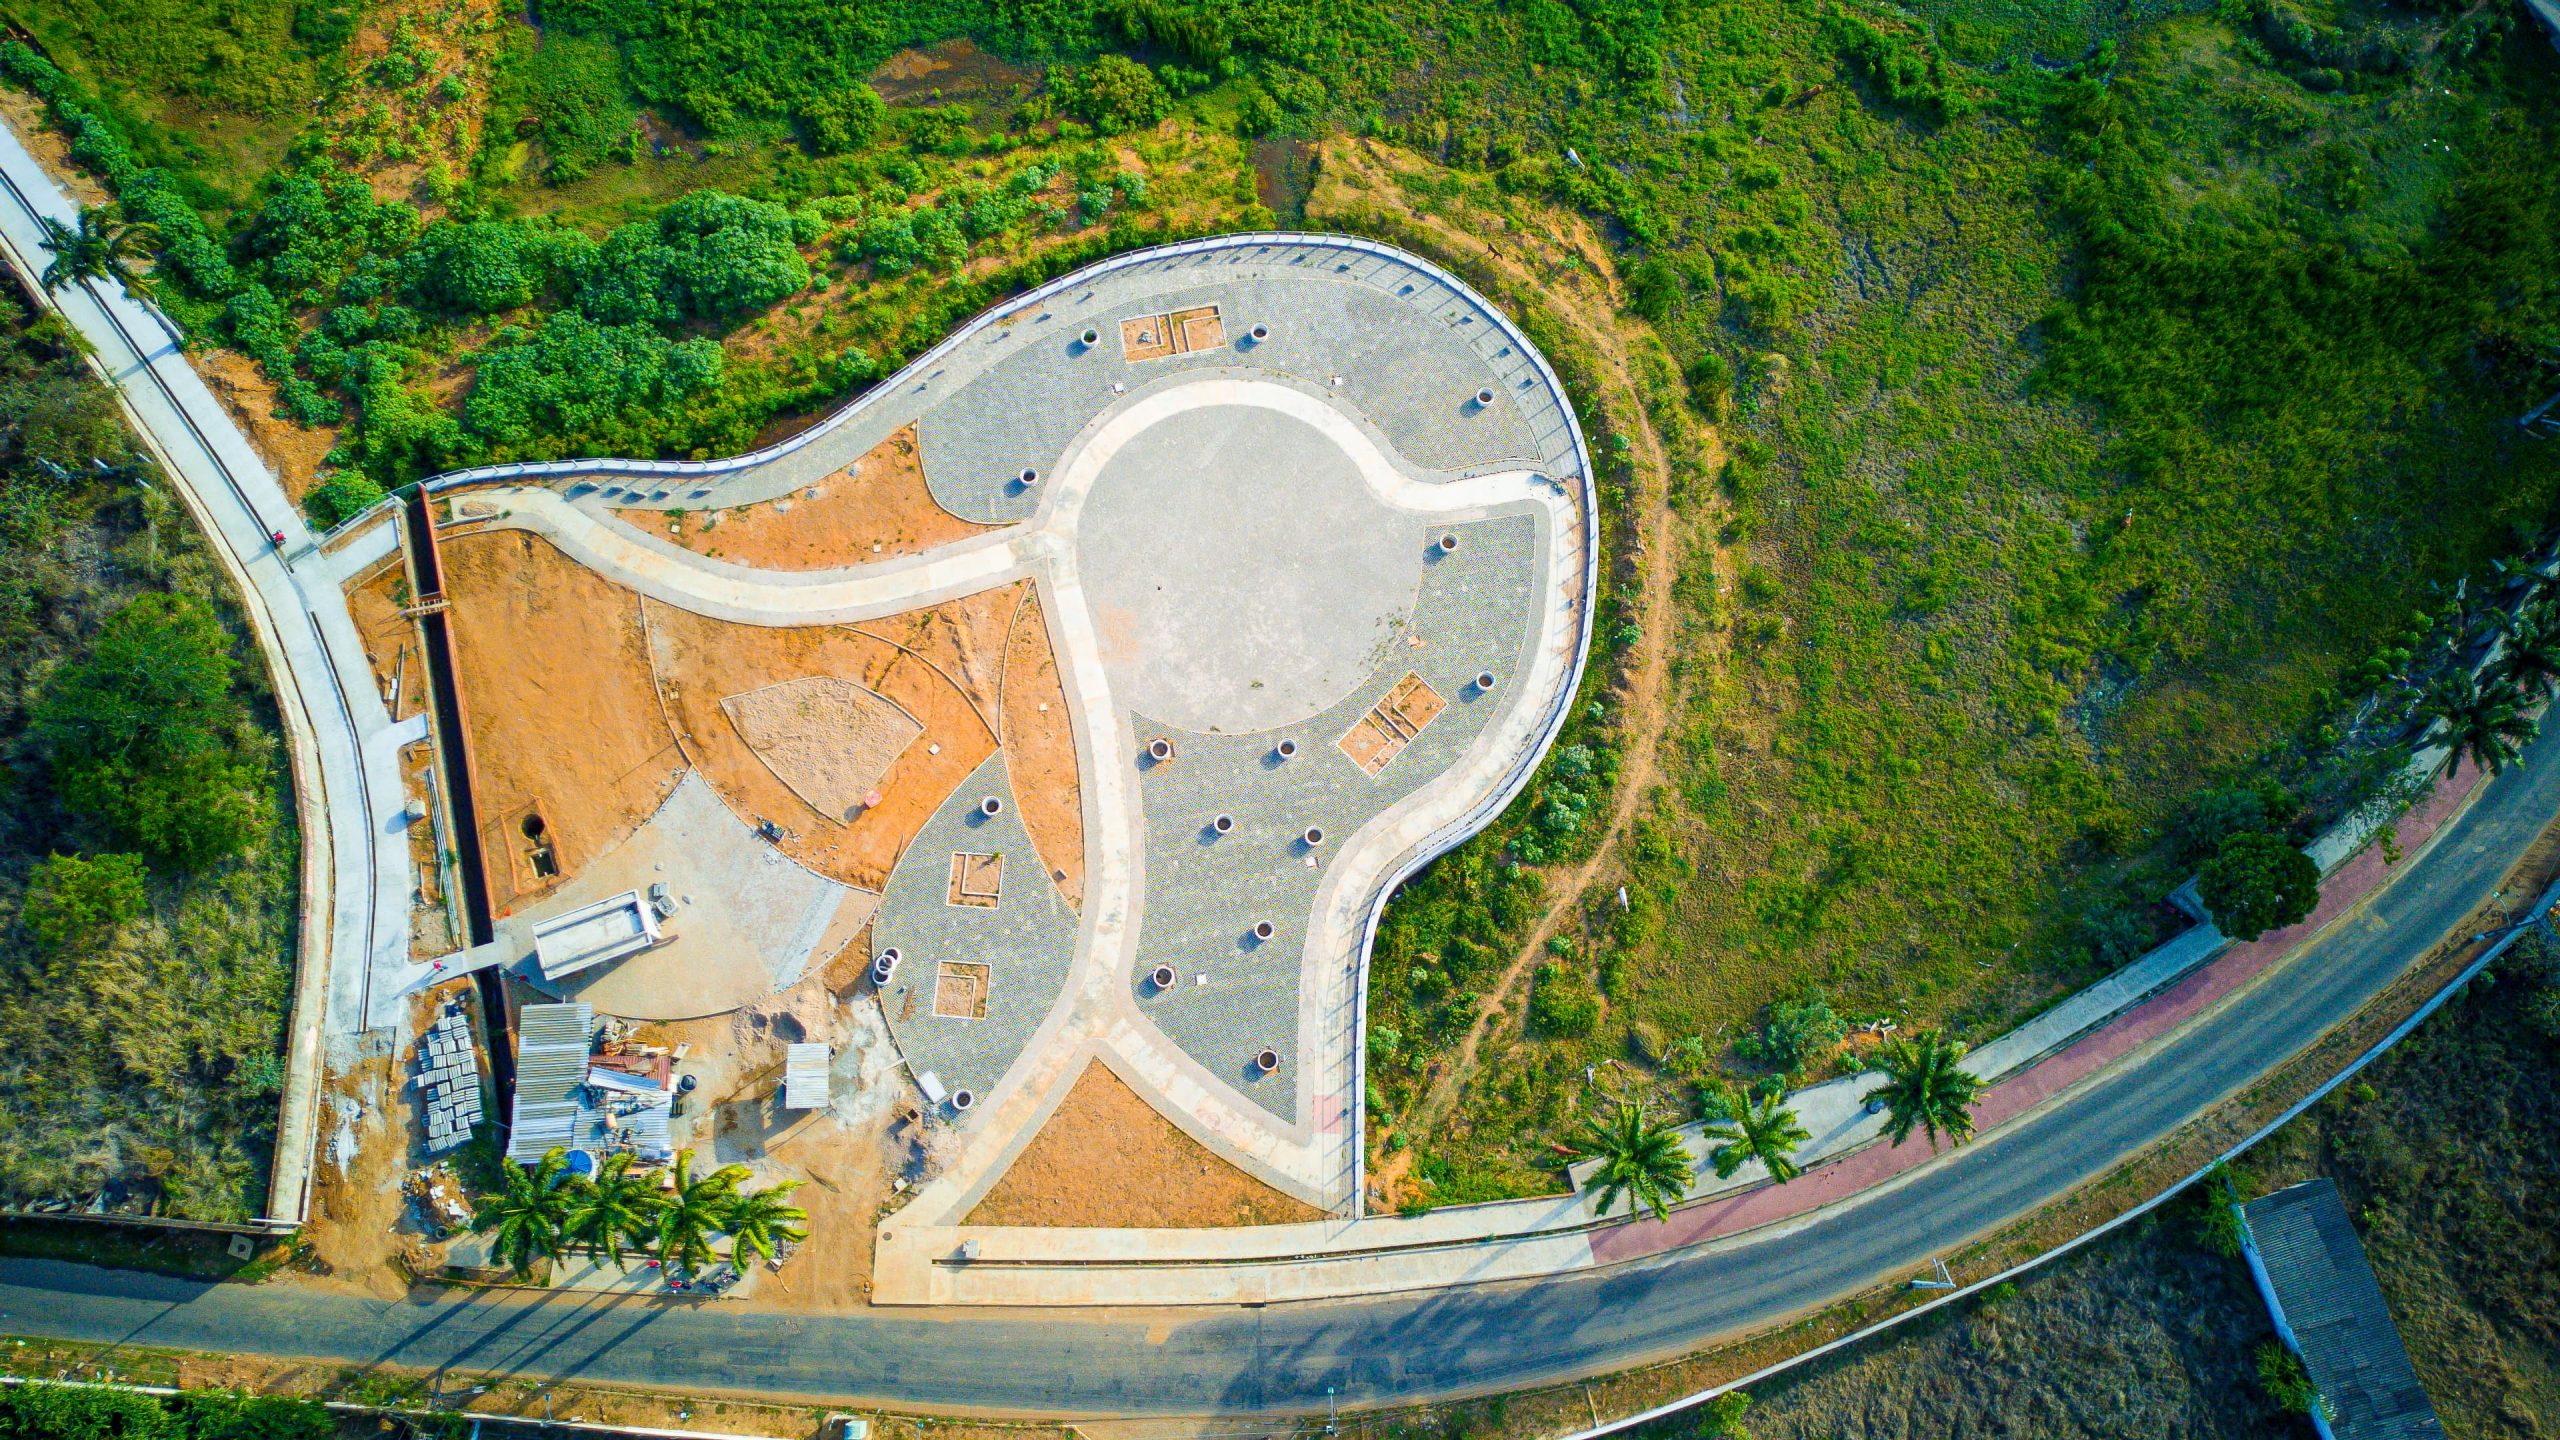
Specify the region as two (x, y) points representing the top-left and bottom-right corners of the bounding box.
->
(1568, 1102), (1691, 1221)
(0, 277), (295, 1220)
(470, 1145), (808, 1279)
(2196, 831), (2320, 942)
(1862, 1029), (1983, 1150)
(1704, 1091), (1808, 1183)
(0, 1382), (330, 1440)
(7, 0), (2558, 1206)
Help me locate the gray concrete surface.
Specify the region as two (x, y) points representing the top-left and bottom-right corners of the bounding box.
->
(1076, 400), (1424, 736)
(871, 752), (1081, 1108)
(1126, 511), (1542, 1122)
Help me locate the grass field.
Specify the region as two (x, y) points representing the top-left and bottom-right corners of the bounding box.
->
(4, 0), (2558, 1209)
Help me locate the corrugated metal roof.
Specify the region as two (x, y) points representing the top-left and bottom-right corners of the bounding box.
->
(784, 1043), (831, 1110)
(507, 1002), (594, 1163)
(2242, 1179), (2445, 1440)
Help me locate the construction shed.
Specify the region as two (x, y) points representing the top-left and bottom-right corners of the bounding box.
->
(506, 1001), (594, 1163)
(2238, 1178), (2445, 1440)
(531, 891), (661, 982)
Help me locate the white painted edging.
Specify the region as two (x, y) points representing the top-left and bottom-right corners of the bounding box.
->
(1552, 872), (2560, 1440)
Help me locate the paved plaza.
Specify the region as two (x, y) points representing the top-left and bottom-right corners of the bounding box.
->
(429, 235), (1598, 1217)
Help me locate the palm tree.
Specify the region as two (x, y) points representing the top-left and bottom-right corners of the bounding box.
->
(470, 1147), (579, 1281)
(2416, 668), (2539, 775)
(653, 1149), (752, 1273)
(2497, 602), (2560, 699)
(35, 206), (158, 296)
(721, 1180), (810, 1265)
(1863, 1030), (1984, 1150)
(1704, 1090), (1810, 1183)
(1568, 1102), (1694, 1222)
(565, 1151), (665, 1271)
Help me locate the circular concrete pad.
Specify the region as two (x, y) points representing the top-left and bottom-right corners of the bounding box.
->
(1077, 400), (1422, 735)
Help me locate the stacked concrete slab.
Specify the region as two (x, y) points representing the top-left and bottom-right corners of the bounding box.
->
(415, 1006), (485, 1154)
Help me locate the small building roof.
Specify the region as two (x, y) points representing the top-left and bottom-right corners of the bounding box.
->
(2240, 1178), (2445, 1440)
(507, 1001), (594, 1164)
(530, 891), (660, 982)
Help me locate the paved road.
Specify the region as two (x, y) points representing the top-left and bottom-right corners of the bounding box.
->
(3, 714), (2550, 1415)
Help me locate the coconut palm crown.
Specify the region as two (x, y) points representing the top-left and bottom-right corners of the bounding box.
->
(471, 1146), (579, 1280)
(1704, 1090), (1810, 1183)
(1863, 1029), (1985, 1150)
(722, 1179), (810, 1265)
(1569, 1102), (1694, 1222)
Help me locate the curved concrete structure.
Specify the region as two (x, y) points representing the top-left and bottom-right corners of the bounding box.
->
(423, 236), (1600, 1217)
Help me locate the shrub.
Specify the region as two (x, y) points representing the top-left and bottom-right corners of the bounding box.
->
(2198, 831), (2320, 941)
(302, 469), (388, 529)
(2255, 1341), (2321, 1415)
(1737, 992), (1845, 1075)
(18, 852), (149, 952)
(1056, 55), (1171, 135)
(31, 593), (268, 869)
(1529, 963), (1600, 1037)
(803, 84), (888, 155)
(580, 191), (810, 326)
(2179, 780), (2297, 866)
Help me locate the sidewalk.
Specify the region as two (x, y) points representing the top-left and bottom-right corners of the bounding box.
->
(871, 746), (2491, 1304)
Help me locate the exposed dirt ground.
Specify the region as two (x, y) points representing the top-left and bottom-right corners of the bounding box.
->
(997, 587), (1084, 906)
(641, 584), (1016, 891)
(342, 551), (427, 723)
(193, 347), (340, 503)
(614, 427), (992, 569)
(0, 89), (110, 209)
(437, 528), (688, 918)
(965, 1062), (1322, 1228)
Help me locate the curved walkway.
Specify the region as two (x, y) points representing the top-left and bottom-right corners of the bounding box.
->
(448, 372), (1588, 1212)
(1, 713), (2553, 1414)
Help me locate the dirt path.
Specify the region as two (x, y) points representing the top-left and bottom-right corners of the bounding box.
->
(1309, 141), (1727, 1146)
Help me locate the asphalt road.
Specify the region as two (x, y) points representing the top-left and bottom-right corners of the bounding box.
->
(4, 719), (2552, 1416)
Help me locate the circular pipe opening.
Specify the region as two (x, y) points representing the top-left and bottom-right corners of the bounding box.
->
(1255, 1048), (1280, 1074)
(1151, 964), (1177, 990)
(1016, 466), (1039, 487)
(1148, 738), (1174, 762)
(951, 1089), (976, 1112)
(979, 796), (1004, 818)
(872, 946), (902, 983)
(1302, 826), (1325, 848)
(1251, 323), (1270, 341)
(1080, 326), (1101, 347)
(1252, 920), (1275, 942)
(1474, 387), (1497, 407)
(1212, 813), (1235, 835)
(1475, 670), (1497, 692)
(1438, 533), (1460, 554)
(1276, 738), (1299, 759)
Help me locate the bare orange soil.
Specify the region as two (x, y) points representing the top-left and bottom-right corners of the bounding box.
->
(613, 427), (991, 570)
(965, 1062), (1320, 1229)
(642, 587), (1014, 891)
(343, 555), (428, 723)
(997, 588), (1084, 906)
(194, 348), (339, 504)
(437, 529), (688, 917)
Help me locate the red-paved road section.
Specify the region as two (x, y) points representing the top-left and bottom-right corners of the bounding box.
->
(0, 736), (2552, 1417)
(1592, 753), (2484, 1265)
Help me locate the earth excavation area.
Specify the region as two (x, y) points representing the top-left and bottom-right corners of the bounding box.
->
(358, 239), (1592, 1296)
